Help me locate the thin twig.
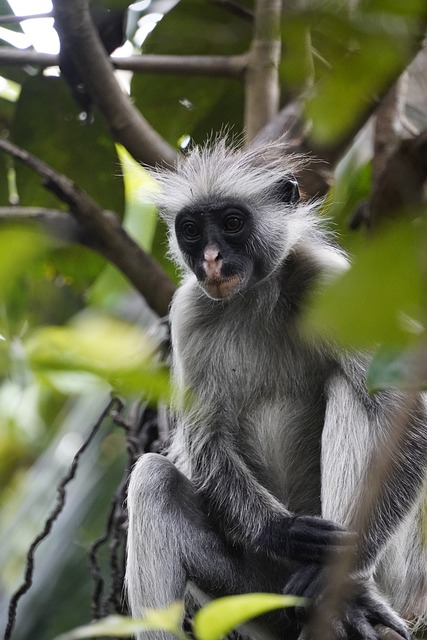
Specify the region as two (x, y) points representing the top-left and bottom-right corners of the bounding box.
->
(0, 48), (247, 77)
(0, 12), (52, 24)
(4, 396), (122, 640)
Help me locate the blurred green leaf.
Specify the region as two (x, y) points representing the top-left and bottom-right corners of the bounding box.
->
(193, 593), (304, 640)
(25, 312), (171, 400)
(0, 225), (48, 305)
(305, 219), (425, 348)
(55, 602), (185, 640)
(325, 161), (372, 245)
(282, 0), (427, 143)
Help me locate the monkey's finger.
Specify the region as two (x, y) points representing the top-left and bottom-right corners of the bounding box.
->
(359, 594), (412, 640)
(290, 516), (355, 542)
(288, 541), (347, 563)
(284, 564), (321, 597)
(288, 523), (354, 549)
(297, 618), (348, 640)
(283, 564), (321, 622)
(345, 608), (381, 640)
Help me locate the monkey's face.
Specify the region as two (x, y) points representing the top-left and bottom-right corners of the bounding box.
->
(175, 201), (269, 300)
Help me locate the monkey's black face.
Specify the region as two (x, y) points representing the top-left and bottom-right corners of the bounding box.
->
(175, 202), (265, 300)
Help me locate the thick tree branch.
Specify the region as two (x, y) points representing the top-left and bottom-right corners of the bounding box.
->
(51, 0), (177, 168)
(244, 0), (281, 143)
(0, 48), (247, 77)
(0, 138), (175, 316)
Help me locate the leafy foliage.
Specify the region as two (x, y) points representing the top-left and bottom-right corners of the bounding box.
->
(283, 0), (427, 142)
(55, 594), (303, 640)
(305, 218), (426, 349)
(0, 0), (426, 638)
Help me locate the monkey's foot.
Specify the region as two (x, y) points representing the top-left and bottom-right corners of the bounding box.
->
(283, 565), (412, 640)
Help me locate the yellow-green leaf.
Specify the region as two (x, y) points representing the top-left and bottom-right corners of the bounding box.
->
(193, 593), (304, 640)
(305, 219), (425, 348)
(25, 312), (171, 400)
(55, 603), (185, 640)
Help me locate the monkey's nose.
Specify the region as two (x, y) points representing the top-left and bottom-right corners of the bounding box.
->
(203, 246), (223, 278)
(204, 247), (222, 263)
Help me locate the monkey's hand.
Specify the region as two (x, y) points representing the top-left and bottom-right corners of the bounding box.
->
(280, 515), (354, 563)
(283, 564), (412, 640)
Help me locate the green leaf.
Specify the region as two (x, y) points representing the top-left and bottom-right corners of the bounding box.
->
(0, 225), (48, 304)
(25, 312), (171, 400)
(55, 603), (185, 640)
(282, 0), (427, 143)
(193, 593), (304, 640)
(305, 219), (425, 348)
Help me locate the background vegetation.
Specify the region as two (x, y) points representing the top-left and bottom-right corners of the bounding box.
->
(0, 0), (427, 638)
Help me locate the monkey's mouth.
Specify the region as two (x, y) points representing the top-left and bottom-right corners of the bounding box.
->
(201, 275), (242, 299)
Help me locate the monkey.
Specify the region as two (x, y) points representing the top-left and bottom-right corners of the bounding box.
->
(126, 140), (427, 640)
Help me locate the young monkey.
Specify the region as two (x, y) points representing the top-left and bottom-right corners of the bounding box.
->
(126, 140), (427, 640)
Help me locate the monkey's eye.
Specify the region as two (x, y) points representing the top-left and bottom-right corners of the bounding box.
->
(223, 212), (244, 234)
(181, 221), (201, 240)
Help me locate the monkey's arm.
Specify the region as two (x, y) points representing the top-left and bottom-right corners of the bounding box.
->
(284, 364), (425, 640)
(321, 363), (427, 570)
(187, 427), (348, 563)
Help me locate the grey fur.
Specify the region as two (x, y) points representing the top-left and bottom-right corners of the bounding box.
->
(126, 140), (427, 639)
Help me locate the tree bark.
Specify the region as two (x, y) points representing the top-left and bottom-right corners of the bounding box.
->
(52, 0), (177, 168)
(244, 0), (282, 143)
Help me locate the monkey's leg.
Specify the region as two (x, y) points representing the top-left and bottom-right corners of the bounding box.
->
(126, 453), (297, 640)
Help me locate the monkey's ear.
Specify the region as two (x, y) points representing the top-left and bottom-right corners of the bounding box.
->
(275, 176), (300, 205)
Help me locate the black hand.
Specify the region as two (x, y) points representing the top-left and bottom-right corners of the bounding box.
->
(284, 565), (412, 640)
(284, 515), (355, 563)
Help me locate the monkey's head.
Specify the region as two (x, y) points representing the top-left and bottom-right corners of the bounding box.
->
(172, 180), (299, 300)
(151, 139), (342, 300)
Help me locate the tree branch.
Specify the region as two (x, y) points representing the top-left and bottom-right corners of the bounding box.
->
(244, 0), (282, 143)
(51, 0), (177, 168)
(0, 12), (52, 24)
(0, 138), (175, 317)
(0, 206), (66, 220)
(0, 48), (247, 77)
